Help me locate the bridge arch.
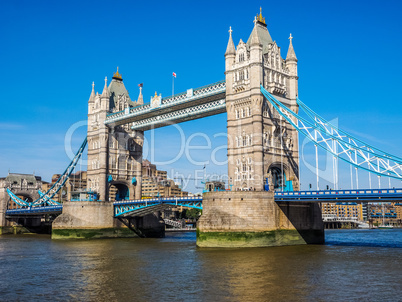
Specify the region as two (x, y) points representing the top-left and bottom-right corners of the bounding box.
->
(267, 163), (289, 191)
(7, 191), (38, 209)
(109, 181), (130, 201)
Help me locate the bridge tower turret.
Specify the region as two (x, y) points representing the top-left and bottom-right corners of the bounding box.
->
(87, 69), (143, 201)
(87, 77), (110, 201)
(286, 33), (298, 103)
(225, 9), (300, 192)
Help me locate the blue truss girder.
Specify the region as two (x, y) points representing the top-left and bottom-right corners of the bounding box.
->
(105, 80), (226, 127)
(6, 205), (63, 216)
(260, 85), (402, 180)
(6, 188), (31, 207)
(113, 197), (203, 217)
(37, 190), (61, 206)
(275, 188), (402, 202)
(6, 137), (87, 207)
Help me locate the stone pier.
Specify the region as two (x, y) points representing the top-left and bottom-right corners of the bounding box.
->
(196, 191), (324, 248)
(52, 201), (164, 239)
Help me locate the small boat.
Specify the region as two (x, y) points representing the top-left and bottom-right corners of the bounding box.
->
(378, 224), (394, 229)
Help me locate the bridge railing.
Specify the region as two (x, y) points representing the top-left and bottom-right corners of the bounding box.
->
(6, 205), (63, 215)
(113, 196), (203, 205)
(275, 188), (402, 201)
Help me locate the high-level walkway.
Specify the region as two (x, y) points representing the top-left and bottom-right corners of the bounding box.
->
(105, 81), (226, 129)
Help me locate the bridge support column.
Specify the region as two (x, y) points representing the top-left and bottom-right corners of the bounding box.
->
(0, 188), (12, 234)
(51, 201), (137, 239)
(197, 191), (324, 248)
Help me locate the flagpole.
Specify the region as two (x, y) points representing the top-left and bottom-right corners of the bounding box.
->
(172, 75), (174, 96)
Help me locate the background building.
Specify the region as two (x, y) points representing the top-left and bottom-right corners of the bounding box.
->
(141, 160), (187, 198)
(368, 203), (401, 226)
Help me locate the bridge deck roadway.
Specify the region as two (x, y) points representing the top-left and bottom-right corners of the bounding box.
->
(6, 188), (402, 217)
(104, 81), (226, 129)
(5, 205), (63, 217)
(275, 188), (402, 202)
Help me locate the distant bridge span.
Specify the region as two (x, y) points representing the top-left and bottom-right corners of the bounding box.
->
(6, 188), (402, 218)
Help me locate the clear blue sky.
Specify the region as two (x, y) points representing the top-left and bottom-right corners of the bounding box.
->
(1, 0), (402, 192)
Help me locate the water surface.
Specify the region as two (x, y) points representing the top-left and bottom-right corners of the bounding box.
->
(0, 230), (401, 301)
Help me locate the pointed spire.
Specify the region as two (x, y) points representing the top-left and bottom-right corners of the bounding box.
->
(250, 21), (260, 46)
(137, 84), (144, 105)
(112, 67), (123, 81)
(225, 26), (236, 55)
(286, 33), (297, 61)
(257, 7), (266, 25)
(88, 81), (95, 103)
(101, 76), (109, 97)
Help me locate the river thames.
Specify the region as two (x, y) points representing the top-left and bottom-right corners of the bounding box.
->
(0, 229), (401, 301)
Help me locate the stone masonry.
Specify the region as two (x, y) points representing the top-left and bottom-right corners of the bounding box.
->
(225, 9), (300, 191)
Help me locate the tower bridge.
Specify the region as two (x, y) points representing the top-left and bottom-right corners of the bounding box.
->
(2, 9), (402, 246)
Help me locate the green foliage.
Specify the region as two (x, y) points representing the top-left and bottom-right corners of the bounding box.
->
(180, 208), (202, 220)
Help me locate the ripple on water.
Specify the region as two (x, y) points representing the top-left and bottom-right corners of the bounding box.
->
(0, 229), (401, 301)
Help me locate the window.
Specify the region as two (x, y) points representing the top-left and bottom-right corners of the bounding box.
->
(240, 70), (244, 80)
(236, 110), (239, 119)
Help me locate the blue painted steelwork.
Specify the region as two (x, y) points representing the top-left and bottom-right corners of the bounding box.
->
(6, 188), (31, 207)
(6, 137), (87, 207)
(275, 188), (402, 202)
(38, 190), (60, 205)
(6, 205), (63, 216)
(261, 85), (402, 180)
(106, 80), (226, 119)
(114, 196), (203, 217)
(114, 187), (402, 216)
(105, 80), (226, 128)
(297, 98), (402, 162)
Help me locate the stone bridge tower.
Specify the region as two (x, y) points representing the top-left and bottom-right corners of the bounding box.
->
(87, 69), (143, 201)
(0, 173), (43, 233)
(225, 9), (300, 191)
